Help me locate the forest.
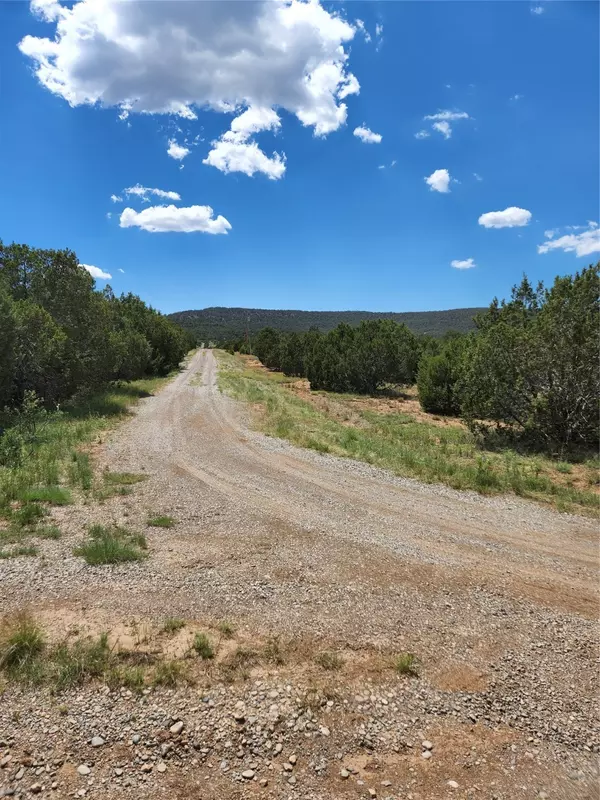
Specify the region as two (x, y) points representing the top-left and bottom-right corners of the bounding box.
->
(0, 241), (194, 414)
(224, 264), (600, 453)
(168, 305), (484, 344)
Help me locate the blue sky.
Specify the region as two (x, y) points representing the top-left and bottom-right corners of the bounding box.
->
(1, 0), (598, 314)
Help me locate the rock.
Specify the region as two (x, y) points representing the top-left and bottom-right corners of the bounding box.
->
(233, 711), (245, 723)
(422, 740), (433, 750)
(132, 735), (141, 745)
(368, 790), (377, 798)
(288, 776), (297, 785)
(140, 763), (153, 773)
(77, 765), (91, 776)
(421, 751), (432, 760)
(241, 770), (255, 780)
(288, 754), (297, 765)
(156, 762), (167, 773)
(259, 779), (268, 787)
(30, 785), (42, 795)
(0, 757), (11, 769)
(274, 743), (283, 755)
(169, 721), (184, 736)
(114, 769), (123, 777)
(448, 780), (459, 789)
(340, 769), (350, 779)
(91, 737), (105, 748)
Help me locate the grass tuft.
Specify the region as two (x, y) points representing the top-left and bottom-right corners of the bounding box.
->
(35, 524), (62, 540)
(0, 544), (38, 559)
(0, 615), (45, 678)
(162, 618), (185, 634)
(217, 620), (235, 639)
(11, 502), (47, 529)
(192, 632), (214, 659)
(394, 652), (419, 677)
(153, 660), (184, 687)
(315, 651), (344, 671)
(103, 472), (148, 486)
(74, 524), (147, 565)
(147, 515), (176, 528)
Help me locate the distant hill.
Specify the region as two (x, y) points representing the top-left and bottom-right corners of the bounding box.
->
(168, 306), (484, 344)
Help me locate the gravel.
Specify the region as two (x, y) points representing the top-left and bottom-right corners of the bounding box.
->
(0, 349), (598, 799)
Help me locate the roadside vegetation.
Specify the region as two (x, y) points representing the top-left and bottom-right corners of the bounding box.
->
(217, 351), (598, 515)
(0, 238), (193, 538)
(74, 524), (148, 565)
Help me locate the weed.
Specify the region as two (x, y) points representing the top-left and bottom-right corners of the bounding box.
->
(263, 636), (285, 665)
(107, 665), (145, 692)
(74, 525), (147, 565)
(147, 515), (176, 528)
(35, 525), (62, 540)
(192, 632), (214, 660)
(50, 633), (112, 690)
(152, 660), (184, 687)
(217, 621), (235, 639)
(162, 618), (185, 634)
(556, 462), (573, 474)
(0, 615), (45, 679)
(19, 486), (72, 506)
(11, 502), (46, 529)
(103, 472), (148, 486)
(0, 544), (38, 559)
(314, 651), (344, 671)
(219, 647), (258, 682)
(394, 652), (419, 677)
(68, 452), (93, 491)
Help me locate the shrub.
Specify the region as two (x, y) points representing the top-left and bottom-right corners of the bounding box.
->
(0, 615), (45, 679)
(20, 486), (72, 506)
(162, 618), (185, 634)
(417, 354), (460, 415)
(217, 620), (235, 639)
(147, 515), (176, 528)
(314, 651), (344, 671)
(153, 660), (184, 687)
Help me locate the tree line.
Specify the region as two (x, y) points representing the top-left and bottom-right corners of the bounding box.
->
(0, 241), (194, 410)
(224, 264), (599, 452)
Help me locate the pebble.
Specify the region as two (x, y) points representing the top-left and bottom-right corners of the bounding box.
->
(241, 769), (255, 779)
(91, 736), (105, 748)
(448, 780), (459, 789)
(422, 750), (432, 760)
(156, 762), (167, 773)
(422, 740), (433, 750)
(29, 785), (42, 795)
(340, 769), (350, 779)
(77, 765), (91, 776)
(169, 721), (184, 735)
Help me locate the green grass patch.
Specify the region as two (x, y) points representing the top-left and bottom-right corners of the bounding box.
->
(152, 660), (184, 687)
(11, 502), (47, 529)
(0, 544), (38, 559)
(19, 486), (73, 506)
(216, 351), (599, 516)
(147, 514), (176, 528)
(74, 524), (148, 565)
(35, 524), (62, 540)
(314, 651), (344, 671)
(217, 620), (235, 639)
(103, 471), (148, 486)
(0, 376), (173, 522)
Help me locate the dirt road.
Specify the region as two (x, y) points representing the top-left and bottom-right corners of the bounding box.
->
(1, 349), (598, 799)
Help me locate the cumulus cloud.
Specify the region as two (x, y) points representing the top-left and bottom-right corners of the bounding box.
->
(478, 207), (532, 228)
(473, 172), (483, 182)
(167, 139), (190, 161)
(451, 258), (476, 270)
(425, 168), (451, 193)
(124, 185), (181, 202)
(353, 125), (382, 144)
(119, 204), (231, 234)
(19, 0), (359, 140)
(414, 129), (430, 140)
(537, 221), (600, 257)
(82, 263), (111, 280)
(110, 194), (122, 203)
(531, 5), (545, 14)
(203, 106), (286, 179)
(423, 109), (470, 138)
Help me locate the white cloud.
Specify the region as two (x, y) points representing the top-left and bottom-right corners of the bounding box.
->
(124, 185), (181, 202)
(510, 94), (524, 102)
(537, 221), (600, 257)
(414, 129), (430, 140)
(82, 263), (111, 280)
(203, 139), (286, 180)
(531, 5), (545, 14)
(106, 212), (111, 220)
(353, 125), (382, 144)
(478, 207), (532, 228)
(19, 0), (359, 142)
(432, 121), (452, 139)
(355, 18), (371, 43)
(118, 268), (125, 273)
(203, 106), (286, 179)
(119, 204), (231, 234)
(425, 168), (451, 193)
(451, 258), (476, 270)
(167, 139), (190, 161)
(423, 109), (470, 138)
(544, 229), (556, 239)
(110, 194), (122, 203)
(473, 172), (483, 182)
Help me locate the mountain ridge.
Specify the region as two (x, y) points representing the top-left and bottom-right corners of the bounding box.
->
(168, 305), (485, 343)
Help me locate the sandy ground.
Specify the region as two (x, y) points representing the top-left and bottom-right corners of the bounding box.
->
(1, 349), (598, 800)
